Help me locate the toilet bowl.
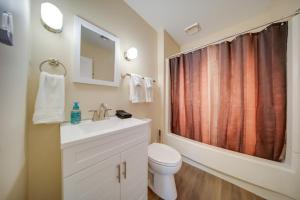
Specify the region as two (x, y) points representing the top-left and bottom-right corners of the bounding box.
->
(148, 143), (182, 200)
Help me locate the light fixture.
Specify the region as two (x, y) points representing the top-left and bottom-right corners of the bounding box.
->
(184, 23), (201, 35)
(125, 47), (138, 61)
(41, 2), (63, 33)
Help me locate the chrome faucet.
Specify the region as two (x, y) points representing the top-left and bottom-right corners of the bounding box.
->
(89, 103), (112, 121)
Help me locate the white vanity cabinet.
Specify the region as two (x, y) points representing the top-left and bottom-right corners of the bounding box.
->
(60, 117), (150, 200)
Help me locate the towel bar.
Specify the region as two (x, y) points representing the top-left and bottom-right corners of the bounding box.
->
(39, 59), (67, 77)
(122, 73), (156, 83)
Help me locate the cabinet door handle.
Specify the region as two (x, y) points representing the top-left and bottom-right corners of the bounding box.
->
(117, 164), (121, 183)
(122, 161), (127, 179)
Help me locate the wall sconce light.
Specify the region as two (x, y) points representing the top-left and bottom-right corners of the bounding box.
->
(124, 47), (138, 61)
(41, 2), (63, 33)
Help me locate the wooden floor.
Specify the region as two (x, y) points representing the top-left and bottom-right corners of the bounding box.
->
(148, 162), (265, 200)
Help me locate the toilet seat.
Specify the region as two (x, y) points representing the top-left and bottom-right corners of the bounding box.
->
(148, 143), (181, 167)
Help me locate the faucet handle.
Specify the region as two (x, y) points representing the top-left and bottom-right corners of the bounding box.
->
(103, 108), (112, 119)
(89, 110), (98, 121)
(100, 103), (108, 109)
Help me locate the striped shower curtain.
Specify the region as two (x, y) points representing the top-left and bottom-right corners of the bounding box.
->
(169, 22), (287, 161)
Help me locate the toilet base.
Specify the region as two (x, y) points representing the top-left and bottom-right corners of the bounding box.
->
(148, 168), (177, 200)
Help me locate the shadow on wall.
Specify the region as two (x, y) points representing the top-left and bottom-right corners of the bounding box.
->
(26, 112), (62, 199)
(6, 165), (27, 200)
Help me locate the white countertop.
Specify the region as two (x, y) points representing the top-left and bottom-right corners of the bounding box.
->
(60, 117), (151, 149)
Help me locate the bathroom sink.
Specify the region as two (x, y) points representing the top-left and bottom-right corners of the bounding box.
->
(78, 117), (123, 133)
(60, 116), (150, 148)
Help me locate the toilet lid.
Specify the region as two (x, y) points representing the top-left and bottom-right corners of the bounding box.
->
(148, 143), (181, 167)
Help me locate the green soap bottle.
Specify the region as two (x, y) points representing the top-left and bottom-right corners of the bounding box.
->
(71, 101), (81, 124)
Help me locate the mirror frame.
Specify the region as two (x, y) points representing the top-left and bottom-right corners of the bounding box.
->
(73, 16), (120, 87)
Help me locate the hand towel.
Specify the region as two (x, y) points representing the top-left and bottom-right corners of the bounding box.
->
(33, 72), (65, 124)
(131, 73), (143, 86)
(144, 77), (153, 102)
(129, 73), (145, 103)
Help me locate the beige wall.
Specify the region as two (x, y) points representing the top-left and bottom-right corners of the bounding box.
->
(27, 0), (157, 199)
(0, 0), (30, 199)
(81, 40), (115, 81)
(164, 31), (180, 58)
(154, 30), (179, 144)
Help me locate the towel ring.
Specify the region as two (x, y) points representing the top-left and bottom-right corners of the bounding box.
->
(39, 59), (67, 77)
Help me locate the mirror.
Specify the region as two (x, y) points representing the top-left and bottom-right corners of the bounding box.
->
(74, 16), (120, 86)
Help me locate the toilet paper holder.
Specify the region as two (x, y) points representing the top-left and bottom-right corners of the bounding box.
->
(0, 11), (14, 46)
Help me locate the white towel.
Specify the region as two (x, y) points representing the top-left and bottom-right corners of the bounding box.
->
(131, 73), (143, 86)
(33, 72), (65, 124)
(144, 77), (153, 102)
(129, 73), (145, 103)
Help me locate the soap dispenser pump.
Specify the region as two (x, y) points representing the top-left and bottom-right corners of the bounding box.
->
(71, 101), (81, 124)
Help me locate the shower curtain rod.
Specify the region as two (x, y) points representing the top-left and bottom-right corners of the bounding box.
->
(168, 8), (300, 59)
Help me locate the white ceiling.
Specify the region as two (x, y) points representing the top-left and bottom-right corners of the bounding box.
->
(125, 0), (274, 46)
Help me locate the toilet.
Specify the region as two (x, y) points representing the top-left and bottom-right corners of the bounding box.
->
(148, 143), (182, 200)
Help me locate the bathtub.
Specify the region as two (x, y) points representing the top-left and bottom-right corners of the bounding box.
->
(163, 16), (300, 200)
(164, 132), (297, 200)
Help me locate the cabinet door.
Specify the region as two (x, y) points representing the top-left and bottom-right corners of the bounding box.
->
(121, 141), (148, 200)
(64, 154), (121, 200)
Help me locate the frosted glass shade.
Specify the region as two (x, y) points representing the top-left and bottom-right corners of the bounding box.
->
(41, 2), (63, 33)
(125, 47), (138, 61)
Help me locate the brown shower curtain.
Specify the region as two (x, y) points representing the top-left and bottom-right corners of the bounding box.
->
(169, 22), (287, 161)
